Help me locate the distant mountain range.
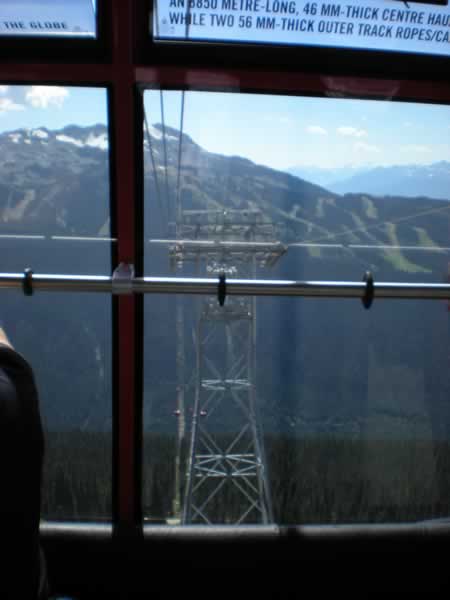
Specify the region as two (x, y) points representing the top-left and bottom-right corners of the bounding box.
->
(287, 165), (371, 187)
(288, 162), (450, 201)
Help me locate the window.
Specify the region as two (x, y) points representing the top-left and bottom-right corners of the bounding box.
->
(0, 5), (449, 576)
(0, 85), (112, 520)
(143, 87), (450, 524)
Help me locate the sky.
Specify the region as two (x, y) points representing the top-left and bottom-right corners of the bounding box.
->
(0, 85), (107, 132)
(144, 90), (450, 170)
(0, 84), (448, 172)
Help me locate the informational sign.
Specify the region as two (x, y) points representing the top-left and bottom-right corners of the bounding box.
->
(154, 0), (450, 57)
(0, 0), (96, 37)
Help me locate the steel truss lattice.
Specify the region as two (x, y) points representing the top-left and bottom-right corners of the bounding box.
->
(170, 209), (285, 524)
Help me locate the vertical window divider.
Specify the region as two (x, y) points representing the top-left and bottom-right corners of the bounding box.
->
(134, 83), (145, 533)
(110, 0), (141, 539)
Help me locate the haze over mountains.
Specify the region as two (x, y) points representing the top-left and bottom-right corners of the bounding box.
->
(287, 162), (450, 201)
(0, 123), (449, 444)
(287, 165), (371, 188)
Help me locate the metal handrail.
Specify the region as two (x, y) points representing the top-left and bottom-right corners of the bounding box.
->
(1, 268), (450, 301)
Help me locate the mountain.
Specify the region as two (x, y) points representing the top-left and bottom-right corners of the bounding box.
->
(327, 161), (450, 200)
(144, 124), (450, 269)
(144, 123), (339, 239)
(0, 124), (109, 236)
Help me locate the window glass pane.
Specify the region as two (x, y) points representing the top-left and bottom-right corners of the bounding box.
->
(144, 295), (449, 525)
(0, 85), (111, 274)
(144, 89), (450, 283)
(143, 88), (450, 525)
(0, 0), (96, 38)
(0, 85), (111, 520)
(153, 0), (450, 58)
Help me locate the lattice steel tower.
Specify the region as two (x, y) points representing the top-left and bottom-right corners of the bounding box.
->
(170, 209), (285, 524)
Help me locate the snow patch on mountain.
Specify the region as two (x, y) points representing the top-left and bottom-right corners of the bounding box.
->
(8, 133), (22, 144)
(56, 135), (84, 148)
(148, 124), (163, 140)
(86, 133), (108, 150)
(31, 129), (49, 139)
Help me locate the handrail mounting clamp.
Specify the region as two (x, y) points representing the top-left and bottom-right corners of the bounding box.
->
(112, 263), (135, 295)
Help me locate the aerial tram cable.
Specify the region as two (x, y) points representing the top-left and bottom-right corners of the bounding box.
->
(175, 90), (186, 226)
(159, 90), (171, 232)
(144, 108), (166, 233)
(173, 90), (187, 520)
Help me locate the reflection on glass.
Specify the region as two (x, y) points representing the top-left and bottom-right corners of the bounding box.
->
(0, 85), (111, 520)
(0, 0), (97, 38)
(143, 89), (450, 525)
(1, 291), (112, 521)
